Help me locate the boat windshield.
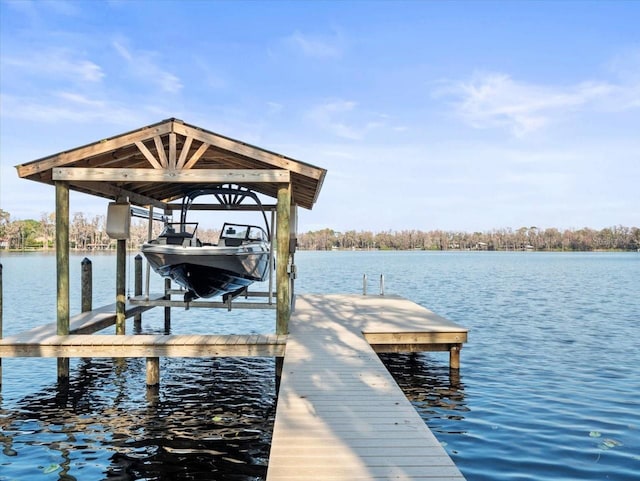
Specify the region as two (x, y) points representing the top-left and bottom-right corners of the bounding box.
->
(221, 223), (267, 242)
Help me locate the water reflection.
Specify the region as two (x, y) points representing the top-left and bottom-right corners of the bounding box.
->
(379, 353), (469, 433)
(0, 357), (276, 480)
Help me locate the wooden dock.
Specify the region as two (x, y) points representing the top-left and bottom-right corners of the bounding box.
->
(1, 290), (468, 479)
(0, 293), (286, 359)
(267, 294), (467, 481)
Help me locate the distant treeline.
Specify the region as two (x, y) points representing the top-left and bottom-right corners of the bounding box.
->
(1, 209), (638, 252)
(0, 209), (220, 251)
(297, 226), (640, 251)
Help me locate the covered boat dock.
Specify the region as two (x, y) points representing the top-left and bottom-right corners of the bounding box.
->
(13, 118), (327, 364)
(3, 118), (468, 480)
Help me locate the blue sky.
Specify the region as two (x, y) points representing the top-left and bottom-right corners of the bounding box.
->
(1, 0), (638, 232)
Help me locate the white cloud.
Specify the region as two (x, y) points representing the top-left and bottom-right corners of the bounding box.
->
(437, 71), (640, 137)
(112, 38), (183, 93)
(3, 0), (80, 19)
(267, 101), (283, 115)
(0, 92), (148, 125)
(284, 30), (344, 59)
(306, 100), (386, 140)
(607, 46), (640, 83)
(2, 50), (104, 83)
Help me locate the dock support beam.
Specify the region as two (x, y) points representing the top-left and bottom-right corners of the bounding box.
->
(164, 278), (171, 332)
(450, 344), (461, 370)
(276, 183), (291, 335)
(55, 181), (70, 380)
(146, 357), (160, 386)
(81, 258), (92, 313)
(115, 239), (126, 335)
(134, 254), (142, 332)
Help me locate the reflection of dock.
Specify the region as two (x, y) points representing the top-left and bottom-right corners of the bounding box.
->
(267, 294), (467, 481)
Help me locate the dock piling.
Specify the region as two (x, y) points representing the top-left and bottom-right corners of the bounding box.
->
(55, 181), (70, 381)
(81, 258), (92, 313)
(276, 184), (291, 335)
(450, 344), (461, 370)
(164, 278), (171, 332)
(134, 255), (142, 332)
(115, 239), (126, 335)
(146, 357), (160, 386)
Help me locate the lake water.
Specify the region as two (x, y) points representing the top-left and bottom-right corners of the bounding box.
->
(0, 251), (638, 480)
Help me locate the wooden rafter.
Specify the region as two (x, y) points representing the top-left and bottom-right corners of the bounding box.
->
(176, 136), (194, 169)
(16, 122), (172, 177)
(71, 181), (169, 209)
(172, 122), (325, 180)
(134, 141), (163, 169)
(153, 136), (168, 167)
(182, 142), (210, 170)
(15, 118), (327, 210)
(168, 133), (177, 169)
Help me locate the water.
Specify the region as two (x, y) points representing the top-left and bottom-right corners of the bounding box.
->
(1, 251), (639, 480)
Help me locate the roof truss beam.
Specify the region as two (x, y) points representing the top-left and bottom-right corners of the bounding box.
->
(71, 181), (169, 210)
(53, 167), (290, 184)
(16, 122), (173, 177)
(172, 122), (325, 180)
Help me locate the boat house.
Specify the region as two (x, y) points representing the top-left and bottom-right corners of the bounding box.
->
(14, 118), (327, 346)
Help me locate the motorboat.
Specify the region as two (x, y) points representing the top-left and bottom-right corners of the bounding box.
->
(141, 186), (271, 301)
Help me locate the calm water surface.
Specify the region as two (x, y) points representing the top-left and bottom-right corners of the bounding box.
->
(1, 251), (638, 480)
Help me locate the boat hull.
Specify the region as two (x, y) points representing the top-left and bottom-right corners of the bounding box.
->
(141, 243), (270, 300)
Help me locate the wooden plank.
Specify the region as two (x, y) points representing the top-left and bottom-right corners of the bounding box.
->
(369, 343), (460, 353)
(363, 332), (467, 344)
(0, 334), (286, 358)
(7, 295), (166, 343)
(267, 294), (466, 481)
(182, 141), (210, 170)
(176, 135), (194, 169)
(134, 141), (163, 169)
(154, 135), (169, 168)
(69, 181), (169, 211)
(52, 167), (291, 184)
(168, 133), (177, 169)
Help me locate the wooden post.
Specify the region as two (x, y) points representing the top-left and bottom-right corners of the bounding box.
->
(450, 344), (461, 370)
(276, 183), (291, 335)
(134, 254), (142, 331)
(164, 278), (171, 333)
(275, 356), (283, 394)
(289, 205), (298, 299)
(146, 357), (160, 386)
(115, 239), (126, 335)
(55, 181), (70, 380)
(81, 258), (92, 313)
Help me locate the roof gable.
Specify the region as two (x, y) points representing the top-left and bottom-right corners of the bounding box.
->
(15, 118), (326, 210)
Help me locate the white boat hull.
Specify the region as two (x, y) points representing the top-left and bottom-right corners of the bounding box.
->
(141, 242), (270, 300)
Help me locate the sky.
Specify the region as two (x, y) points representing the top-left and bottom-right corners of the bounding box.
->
(1, 0), (639, 233)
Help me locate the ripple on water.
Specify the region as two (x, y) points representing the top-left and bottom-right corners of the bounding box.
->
(0, 357), (277, 481)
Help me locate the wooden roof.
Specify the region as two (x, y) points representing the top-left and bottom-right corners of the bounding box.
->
(15, 118), (326, 210)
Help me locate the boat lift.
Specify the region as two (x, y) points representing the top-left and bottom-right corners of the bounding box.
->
(127, 185), (292, 312)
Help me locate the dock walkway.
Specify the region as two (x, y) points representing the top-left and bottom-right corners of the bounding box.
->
(267, 294), (467, 481)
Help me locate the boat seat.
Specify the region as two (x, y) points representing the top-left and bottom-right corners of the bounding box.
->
(220, 237), (243, 247)
(160, 232), (193, 245)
